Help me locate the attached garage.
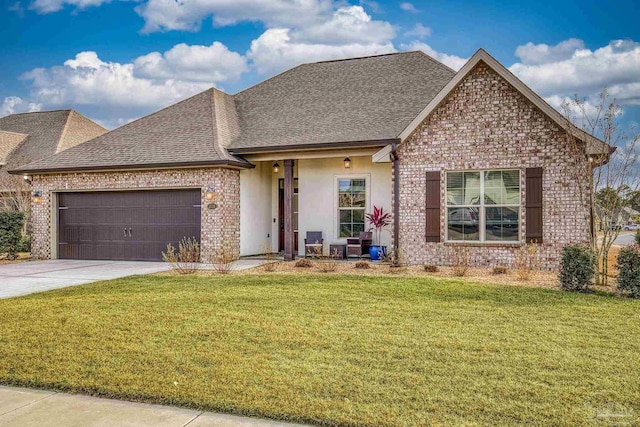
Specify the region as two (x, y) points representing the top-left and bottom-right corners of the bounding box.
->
(57, 189), (201, 261)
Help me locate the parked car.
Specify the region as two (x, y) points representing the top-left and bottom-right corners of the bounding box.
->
(624, 223), (639, 231)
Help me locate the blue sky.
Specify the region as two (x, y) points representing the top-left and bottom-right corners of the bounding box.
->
(1, 0), (639, 129)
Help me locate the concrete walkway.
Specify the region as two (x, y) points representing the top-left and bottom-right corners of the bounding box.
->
(0, 260), (170, 299)
(0, 386), (307, 426)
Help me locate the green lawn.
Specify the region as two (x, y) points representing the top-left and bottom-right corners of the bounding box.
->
(0, 274), (638, 426)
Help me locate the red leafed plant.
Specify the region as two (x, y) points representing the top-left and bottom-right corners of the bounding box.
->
(366, 206), (392, 246)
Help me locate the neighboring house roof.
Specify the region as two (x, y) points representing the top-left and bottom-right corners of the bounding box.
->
(13, 89), (251, 174)
(0, 110), (107, 185)
(398, 49), (613, 156)
(0, 131), (28, 166)
(229, 51), (455, 152)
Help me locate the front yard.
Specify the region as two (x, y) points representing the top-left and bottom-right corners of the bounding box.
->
(0, 274), (638, 426)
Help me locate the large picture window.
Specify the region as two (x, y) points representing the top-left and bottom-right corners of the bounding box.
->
(338, 177), (366, 238)
(446, 170), (520, 242)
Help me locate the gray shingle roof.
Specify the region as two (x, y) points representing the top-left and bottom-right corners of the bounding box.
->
(230, 51), (455, 151)
(12, 51), (456, 173)
(13, 89), (250, 173)
(0, 110), (106, 181)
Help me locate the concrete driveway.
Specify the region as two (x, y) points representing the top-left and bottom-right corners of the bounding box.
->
(0, 260), (169, 299)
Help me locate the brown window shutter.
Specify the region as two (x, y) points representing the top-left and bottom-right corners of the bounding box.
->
(425, 171), (441, 242)
(525, 167), (543, 243)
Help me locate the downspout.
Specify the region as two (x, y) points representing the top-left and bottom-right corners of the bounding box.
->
(391, 142), (400, 252)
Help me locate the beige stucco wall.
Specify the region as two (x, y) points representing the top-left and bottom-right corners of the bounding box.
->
(396, 62), (590, 270)
(30, 168), (240, 262)
(297, 156), (392, 256)
(239, 162), (272, 256)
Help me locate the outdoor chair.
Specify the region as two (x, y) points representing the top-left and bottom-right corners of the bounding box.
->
(304, 231), (324, 257)
(346, 231), (372, 259)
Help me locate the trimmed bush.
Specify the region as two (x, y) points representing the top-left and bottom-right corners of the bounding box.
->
(492, 266), (508, 275)
(616, 245), (640, 298)
(295, 258), (313, 268)
(635, 229), (640, 245)
(355, 261), (370, 269)
(424, 264), (438, 273)
(0, 212), (25, 260)
(559, 244), (596, 292)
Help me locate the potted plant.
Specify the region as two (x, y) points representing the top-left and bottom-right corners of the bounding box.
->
(366, 206), (391, 261)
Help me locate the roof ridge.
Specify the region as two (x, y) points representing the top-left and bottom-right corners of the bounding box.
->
(411, 50), (457, 74)
(0, 129), (29, 137)
(2, 109), (72, 118)
(311, 50), (416, 64)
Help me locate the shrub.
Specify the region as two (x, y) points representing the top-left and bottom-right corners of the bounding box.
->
(355, 261), (370, 269)
(0, 212), (25, 260)
(314, 246), (339, 273)
(384, 248), (407, 274)
(450, 245), (470, 277)
(211, 249), (236, 274)
(424, 264), (438, 273)
(492, 266), (508, 275)
(262, 261), (280, 272)
(616, 245), (640, 298)
(635, 229), (640, 245)
(515, 243), (539, 281)
(162, 237), (200, 274)
(295, 258), (313, 268)
(17, 234), (31, 253)
(559, 244), (596, 292)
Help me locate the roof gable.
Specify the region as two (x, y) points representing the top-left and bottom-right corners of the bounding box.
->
(398, 49), (611, 156)
(0, 131), (28, 165)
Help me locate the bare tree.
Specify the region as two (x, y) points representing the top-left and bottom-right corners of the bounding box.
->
(562, 89), (640, 286)
(0, 172), (31, 237)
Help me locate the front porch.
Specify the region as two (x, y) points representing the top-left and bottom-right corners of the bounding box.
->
(239, 149), (394, 260)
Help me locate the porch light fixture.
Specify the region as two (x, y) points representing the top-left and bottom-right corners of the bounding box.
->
(31, 191), (42, 204)
(205, 186), (215, 201)
(23, 175), (31, 184)
(273, 162), (280, 173)
(344, 157), (351, 169)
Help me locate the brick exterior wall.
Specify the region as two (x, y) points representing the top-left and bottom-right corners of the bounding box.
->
(30, 168), (240, 262)
(396, 63), (590, 270)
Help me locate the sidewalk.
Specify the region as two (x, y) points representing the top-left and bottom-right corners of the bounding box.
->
(0, 386), (308, 427)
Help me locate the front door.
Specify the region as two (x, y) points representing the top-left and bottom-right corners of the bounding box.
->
(278, 178), (298, 252)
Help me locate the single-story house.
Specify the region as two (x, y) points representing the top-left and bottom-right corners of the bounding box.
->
(11, 49), (612, 269)
(0, 110), (106, 215)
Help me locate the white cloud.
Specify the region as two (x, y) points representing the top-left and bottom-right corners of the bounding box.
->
(515, 38), (585, 65)
(405, 23), (431, 39)
(17, 46), (248, 127)
(292, 6), (395, 45)
(246, 6), (396, 74)
(135, 0), (332, 33)
(248, 28), (395, 74)
(29, 0), (110, 13)
(0, 96), (41, 116)
(510, 39), (640, 106)
(399, 2), (418, 13)
(401, 41), (467, 71)
(133, 42), (248, 82)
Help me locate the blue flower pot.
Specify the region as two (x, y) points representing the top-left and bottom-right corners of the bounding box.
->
(369, 245), (386, 261)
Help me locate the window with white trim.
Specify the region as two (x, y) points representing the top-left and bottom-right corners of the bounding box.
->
(446, 170), (520, 242)
(337, 177), (366, 238)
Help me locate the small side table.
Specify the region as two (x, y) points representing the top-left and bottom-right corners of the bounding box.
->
(329, 243), (346, 259)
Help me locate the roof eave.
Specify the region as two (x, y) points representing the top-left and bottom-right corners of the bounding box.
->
(228, 138), (398, 155)
(10, 159), (255, 175)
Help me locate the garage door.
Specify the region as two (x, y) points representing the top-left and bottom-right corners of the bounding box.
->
(58, 190), (201, 261)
